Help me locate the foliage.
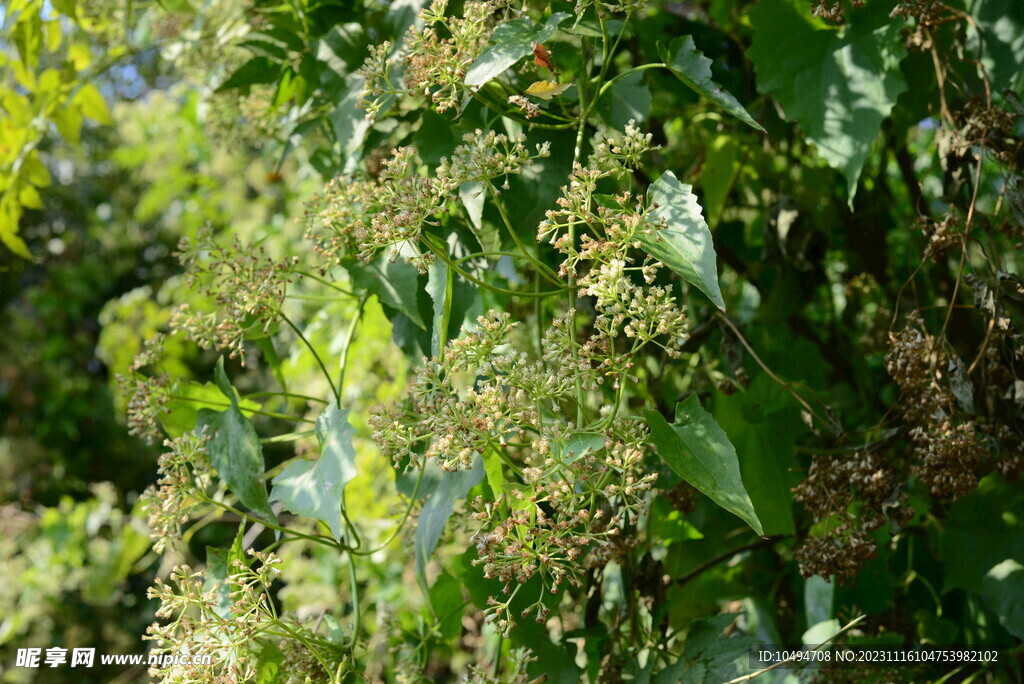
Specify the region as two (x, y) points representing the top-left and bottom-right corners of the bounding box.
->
(3, 0), (1024, 682)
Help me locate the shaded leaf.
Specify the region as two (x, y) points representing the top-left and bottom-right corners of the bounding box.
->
(660, 36), (764, 132)
(465, 13), (569, 88)
(196, 359), (274, 521)
(641, 171), (725, 311)
(217, 56), (280, 91)
(748, 0), (907, 204)
(644, 395), (763, 535)
(655, 613), (753, 683)
(415, 458), (485, 584)
(597, 70), (651, 128)
(270, 403), (357, 541)
(983, 560), (1024, 639)
(713, 376), (801, 535)
(347, 250), (428, 329)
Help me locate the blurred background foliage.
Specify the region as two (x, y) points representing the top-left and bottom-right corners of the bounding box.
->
(1, 0), (1023, 681)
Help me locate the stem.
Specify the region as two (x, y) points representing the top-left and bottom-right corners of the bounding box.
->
(338, 293), (370, 395)
(486, 182), (563, 287)
(296, 270), (357, 296)
(167, 395), (314, 424)
(349, 463), (426, 556)
(201, 496), (341, 549)
(595, 63), (665, 101)
(422, 236), (563, 298)
(347, 551), (361, 649)
(244, 391), (329, 404)
(280, 312), (340, 405)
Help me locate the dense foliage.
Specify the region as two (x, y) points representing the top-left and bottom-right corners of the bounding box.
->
(2, 0), (1024, 682)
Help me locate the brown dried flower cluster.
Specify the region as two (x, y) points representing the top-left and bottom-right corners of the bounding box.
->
(793, 450), (913, 581)
(885, 314), (986, 498)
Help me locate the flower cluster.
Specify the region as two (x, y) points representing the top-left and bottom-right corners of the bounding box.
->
(358, 0), (516, 120)
(117, 333), (172, 442)
(371, 308), (659, 633)
(589, 119), (660, 176)
(793, 450), (913, 581)
(138, 431), (213, 553)
(539, 163), (691, 363)
(307, 131), (548, 273)
(172, 226), (298, 365)
(885, 314), (987, 498)
(146, 551), (334, 683)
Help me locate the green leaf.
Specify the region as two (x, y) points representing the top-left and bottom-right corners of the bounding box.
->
(942, 477), (1024, 593)
(660, 36), (764, 132)
(983, 560), (1024, 639)
(655, 614), (753, 683)
(698, 135), (743, 230)
(597, 70), (651, 129)
(427, 258), (454, 358)
(160, 380), (261, 438)
(482, 448), (505, 498)
(270, 403), (357, 541)
(197, 360), (275, 522)
(428, 569), (465, 642)
(415, 458), (484, 585)
(562, 432), (605, 462)
(713, 376), (801, 536)
(641, 171), (726, 311)
(72, 83), (112, 125)
(748, 0), (907, 204)
(427, 241), (477, 358)
(644, 395), (763, 536)
(465, 13), (570, 88)
(204, 527), (244, 619)
(346, 250), (428, 329)
(217, 57), (280, 92)
(329, 74), (373, 173)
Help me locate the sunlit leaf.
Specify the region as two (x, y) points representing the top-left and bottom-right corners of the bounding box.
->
(465, 13), (569, 88)
(748, 0), (907, 204)
(659, 36), (764, 132)
(525, 79), (571, 100)
(644, 395), (763, 536)
(640, 171), (725, 311)
(271, 403), (357, 541)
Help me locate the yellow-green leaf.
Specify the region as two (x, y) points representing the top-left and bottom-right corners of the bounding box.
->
(525, 79), (571, 100)
(73, 83), (113, 125)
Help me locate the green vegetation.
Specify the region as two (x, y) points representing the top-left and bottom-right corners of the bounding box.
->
(2, 0), (1023, 681)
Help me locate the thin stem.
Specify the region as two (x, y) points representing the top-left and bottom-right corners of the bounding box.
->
(347, 551), (360, 649)
(350, 464), (426, 556)
(595, 63), (665, 101)
(486, 182), (564, 287)
(244, 390), (329, 404)
(280, 312), (340, 405)
(296, 270), (357, 297)
(167, 395), (314, 424)
(422, 237), (563, 298)
(338, 293), (370, 394)
(200, 495), (341, 549)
